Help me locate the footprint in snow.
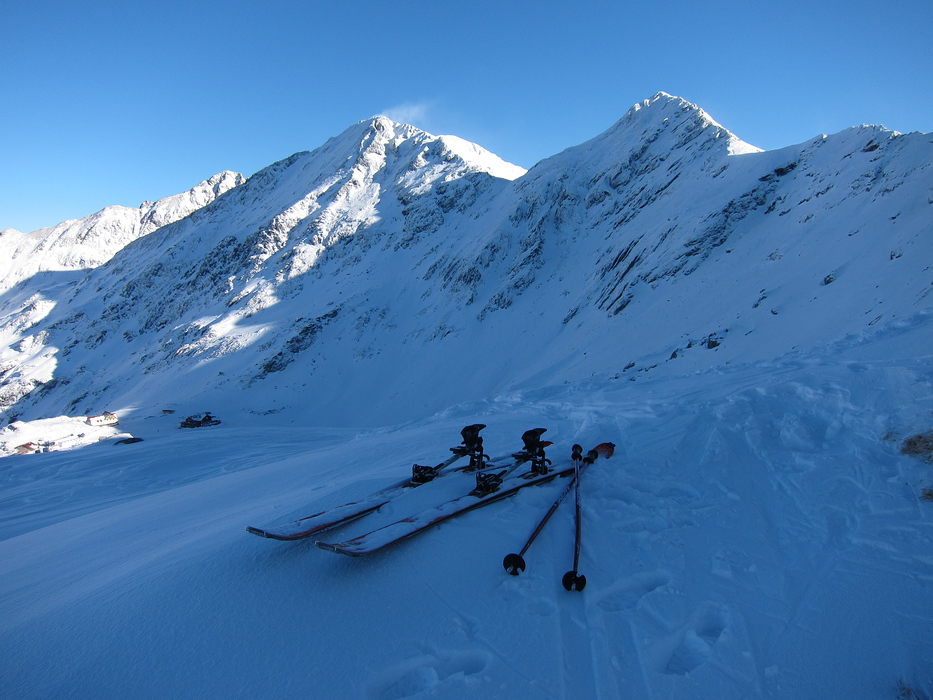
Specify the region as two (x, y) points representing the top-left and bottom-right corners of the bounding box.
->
(367, 649), (491, 700)
(497, 577), (557, 615)
(655, 602), (729, 676)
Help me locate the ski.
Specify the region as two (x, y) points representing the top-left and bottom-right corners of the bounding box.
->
(245, 425), (543, 541)
(246, 424), (489, 541)
(317, 437), (607, 557)
(315, 463), (562, 556)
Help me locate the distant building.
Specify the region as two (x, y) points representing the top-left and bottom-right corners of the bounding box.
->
(14, 442), (39, 455)
(87, 412), (119, 427)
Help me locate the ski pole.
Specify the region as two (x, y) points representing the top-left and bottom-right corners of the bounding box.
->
(503, 444), (584, 575)
(561, 443), (615, 591)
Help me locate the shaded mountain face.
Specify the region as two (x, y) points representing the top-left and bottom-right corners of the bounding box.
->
(1, 93), (930, 426)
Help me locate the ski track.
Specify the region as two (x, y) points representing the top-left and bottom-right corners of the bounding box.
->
(2, 349), (933, 698)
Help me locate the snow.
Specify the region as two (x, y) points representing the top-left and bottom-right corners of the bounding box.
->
(1, 93), (932, 698)
(0, 414), (126, 457)
(436, 134), (528, 181)
(1, 335), (931, 698)
(0, 172), (245, 295)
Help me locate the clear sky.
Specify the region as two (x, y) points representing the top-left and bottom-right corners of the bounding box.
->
(2, 0), (930, 233)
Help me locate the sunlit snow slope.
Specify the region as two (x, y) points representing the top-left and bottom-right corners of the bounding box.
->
(1, 93), (932, 699)
(0, 93), (929, 428)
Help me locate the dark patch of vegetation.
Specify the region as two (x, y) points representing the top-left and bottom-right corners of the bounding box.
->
(896, 680), (931, 699)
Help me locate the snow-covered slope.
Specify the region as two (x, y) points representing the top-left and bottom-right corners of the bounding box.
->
(1, 93), (932, 699)
(0, 170), (245, 294)
(0, 115), (531, 422)
(1, 93), (929, 429)
(1, 334), (931, 699)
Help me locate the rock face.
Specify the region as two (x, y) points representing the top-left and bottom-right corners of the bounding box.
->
(1, 93), (930, 426)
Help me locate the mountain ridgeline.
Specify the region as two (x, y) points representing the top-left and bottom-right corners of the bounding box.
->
(1, 93), (930, 426)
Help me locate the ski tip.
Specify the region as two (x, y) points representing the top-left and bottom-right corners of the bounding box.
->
(594, 442), (616, 459)
(562, 570), (587, 591)
(503, 553), (526, 575)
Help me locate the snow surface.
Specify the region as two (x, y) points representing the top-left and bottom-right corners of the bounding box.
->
(2, 335), (932, 699)
(1, 93), (932, 698)
(0, 414), (126, 458)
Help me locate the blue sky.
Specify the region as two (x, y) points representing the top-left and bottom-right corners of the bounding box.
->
(2, 0), (930, 233)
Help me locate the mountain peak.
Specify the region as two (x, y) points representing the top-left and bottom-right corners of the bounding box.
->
(524, 92), (759, 182)
(368, 114), (401, 132)
(621, 92), (761, 155)
(627, 91), (712, 122)
(0, 171), (244, 294)
(323, 115), (525, 182)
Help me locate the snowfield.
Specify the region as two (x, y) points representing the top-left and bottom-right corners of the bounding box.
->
(2, 320), (932, 699)
(1, 93), (932, 698)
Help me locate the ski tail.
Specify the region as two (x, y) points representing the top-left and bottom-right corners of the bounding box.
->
(591, 442), (615, 460)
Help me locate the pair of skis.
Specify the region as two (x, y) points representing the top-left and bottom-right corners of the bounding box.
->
(246, 425), (546, 543)
(316, 428), (554, 555)
(247, 426), (614, 585)
(246, 423), (491, 541)
(313, 437), (612, 562)
(503, 442), (615, 591)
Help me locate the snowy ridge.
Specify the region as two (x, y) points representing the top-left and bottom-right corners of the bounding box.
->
(0, 171), (245, 294)
(1, 92), (932, 698)
(0, 94), (930, 429)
